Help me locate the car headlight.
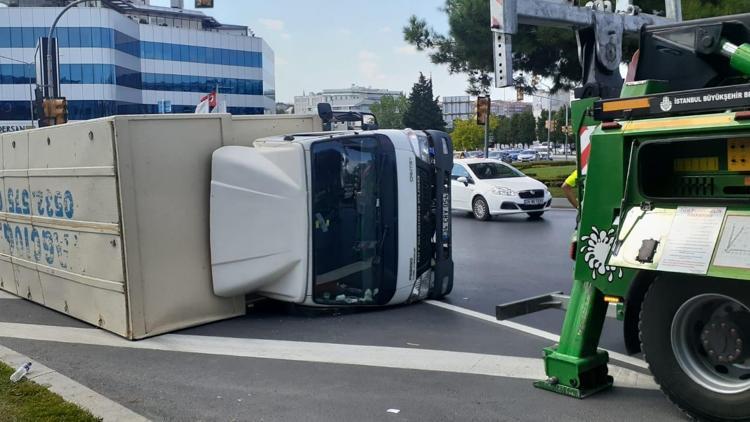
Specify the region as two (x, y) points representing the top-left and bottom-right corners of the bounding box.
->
(492, 186), (516, 196)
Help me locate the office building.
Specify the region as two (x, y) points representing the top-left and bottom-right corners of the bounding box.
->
(441, 95), (474, 128)
(491, 100), (531, 117)
(532, 89), (571, 118)
(294, 85), (402, 115)
(0, 0), (275, 131)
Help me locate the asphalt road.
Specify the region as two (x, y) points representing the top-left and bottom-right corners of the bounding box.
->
(0, 209), (687, 422)
(446, 209), (628, 353)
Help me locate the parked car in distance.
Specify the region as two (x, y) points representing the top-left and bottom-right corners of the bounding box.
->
(537, 150), (553, 161)
(465, 150), (484, 158)
(517, 149), (538, 162)
(506, 149), (522, 161)
(451, 158), (552, 220)
(488, 150), (512, 163)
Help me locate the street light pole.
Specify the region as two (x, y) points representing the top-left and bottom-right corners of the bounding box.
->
(44, 0), (102, 98)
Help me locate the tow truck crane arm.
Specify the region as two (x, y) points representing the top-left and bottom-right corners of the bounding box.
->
(490, 0), (679, 98)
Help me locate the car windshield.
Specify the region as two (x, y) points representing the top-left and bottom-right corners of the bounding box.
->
(468, 162), (524, 179)
(310, 136), (398, 306)
(521, 150), (536, 154)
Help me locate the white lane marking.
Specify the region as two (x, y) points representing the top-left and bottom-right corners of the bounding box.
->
(0, 343), (149, 422)
(0, 322), (658, 391)
(0, 290), (21, 300)
(424, 300), (649, 370)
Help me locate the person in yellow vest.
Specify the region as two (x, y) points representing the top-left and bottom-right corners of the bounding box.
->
(561, 169), (579, 209)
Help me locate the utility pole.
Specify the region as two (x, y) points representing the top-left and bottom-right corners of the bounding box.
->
(547, 102), (551, 154)
(484, 101), (490, 157)
(564, 104), (569, 160)
(476, 95), (491, 156)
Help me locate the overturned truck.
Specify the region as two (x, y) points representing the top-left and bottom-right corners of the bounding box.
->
(0, 113), (453, 339)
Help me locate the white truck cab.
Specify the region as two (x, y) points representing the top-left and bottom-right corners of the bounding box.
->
(211, 128), (455, 306)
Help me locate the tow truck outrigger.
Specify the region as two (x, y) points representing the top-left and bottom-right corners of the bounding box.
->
(492, 1), (750, 420)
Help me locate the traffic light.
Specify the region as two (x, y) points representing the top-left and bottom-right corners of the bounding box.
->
(41, 97), (68, 127)
(476, 96), (490, 125)
(516, 86), (524, 102)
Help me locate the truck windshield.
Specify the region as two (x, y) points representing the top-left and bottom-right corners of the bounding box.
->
(310, 136), (398, 305)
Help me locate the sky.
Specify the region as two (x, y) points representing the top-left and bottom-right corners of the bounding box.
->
(151, 0), (520, 103)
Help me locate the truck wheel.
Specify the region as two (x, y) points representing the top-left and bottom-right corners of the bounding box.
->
(640, 275), (750, 421)
(527, 211), (544, 219)
(472, 196), (490, 221)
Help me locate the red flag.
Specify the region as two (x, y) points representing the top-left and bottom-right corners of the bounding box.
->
(201, 91), (217, 108)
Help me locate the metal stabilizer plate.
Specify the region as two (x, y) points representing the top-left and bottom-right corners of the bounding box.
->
(533, 376), (614, 399)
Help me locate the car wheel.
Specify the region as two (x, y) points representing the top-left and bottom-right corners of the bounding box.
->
(472, 196), (490, 221)
(527, 211), (544, 219)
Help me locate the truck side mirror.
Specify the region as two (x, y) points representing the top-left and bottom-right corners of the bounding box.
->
(317, 103), (333, 122)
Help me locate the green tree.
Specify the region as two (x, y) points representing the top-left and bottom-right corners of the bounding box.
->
(640, 0), (750, 19)
(535, 108), (570, 147)
(452, 115), (500, 151)
(507, 110), (537, 146)
(494, 115), (511, 147)
(451, 118), (484, 151)
(535, 111), (548, 143)
(370, 95), (409, 129)
(403, 73), (446, 131)
(404, 0), (750, 94)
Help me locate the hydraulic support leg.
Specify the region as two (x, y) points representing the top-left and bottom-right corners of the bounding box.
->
(534, 279), (612, 398)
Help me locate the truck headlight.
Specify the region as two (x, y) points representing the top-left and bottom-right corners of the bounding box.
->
(410, 270), (433, 301)
(492, 186), (516, 196)
(406, 130), (431, 162)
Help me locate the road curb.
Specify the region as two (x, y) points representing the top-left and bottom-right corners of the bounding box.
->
(0, 342), (149, 422)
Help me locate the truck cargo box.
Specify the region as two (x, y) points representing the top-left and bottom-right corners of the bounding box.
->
(0, 113), (321, 339)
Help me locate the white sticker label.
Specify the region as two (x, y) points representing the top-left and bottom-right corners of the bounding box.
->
(657, 207), (726, 275)
(713, 215), (750, 269)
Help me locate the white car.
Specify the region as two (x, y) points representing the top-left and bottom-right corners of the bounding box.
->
(451, 159), (552, 220)
(517, 149), (538, 162)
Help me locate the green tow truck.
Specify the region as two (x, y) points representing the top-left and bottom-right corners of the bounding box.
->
(491, 2), (750, 421)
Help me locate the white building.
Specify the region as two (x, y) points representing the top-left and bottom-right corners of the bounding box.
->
(0, 0), (275, 131)
(441, 95), (474, 128)
(491, 100), (530, 118)
(294, 85), (402, 115)
(532, 90), (571, 118)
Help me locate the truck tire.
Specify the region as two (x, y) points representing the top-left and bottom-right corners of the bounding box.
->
(640, 275), (750, 421)
(472, 196), (490, 221)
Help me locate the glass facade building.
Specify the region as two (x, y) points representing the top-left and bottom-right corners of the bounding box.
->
(0, 2), (275, 131)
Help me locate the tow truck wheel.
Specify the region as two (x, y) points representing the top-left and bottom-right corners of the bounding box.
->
(472, 196), (490, 221)
(640, 275), (750, 421)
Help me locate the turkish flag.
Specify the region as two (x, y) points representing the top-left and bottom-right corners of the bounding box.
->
(201, 91), (217, 108)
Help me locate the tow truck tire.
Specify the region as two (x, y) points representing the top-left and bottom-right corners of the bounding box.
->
(640, 275), (750, 422)
(472, 196), (490, 221)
